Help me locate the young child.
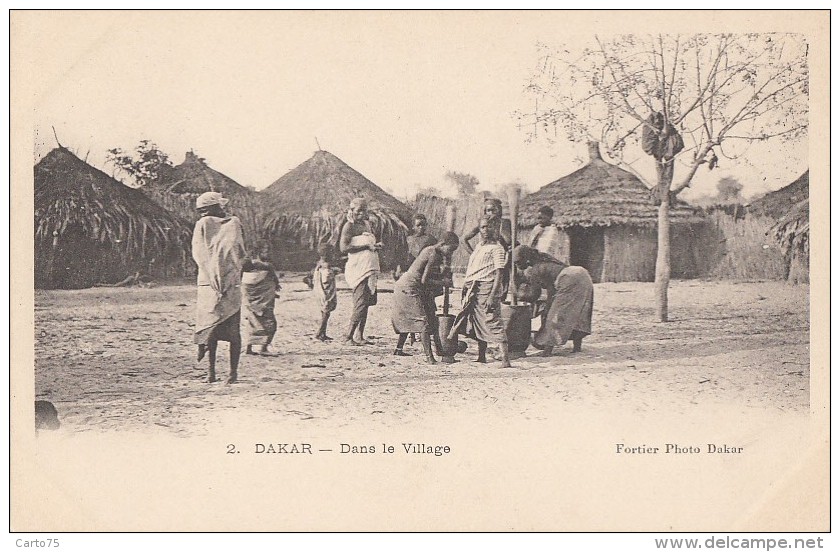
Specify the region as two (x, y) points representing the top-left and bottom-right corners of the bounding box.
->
(313, 243), (338, 341)
(242, 242), (281, 356)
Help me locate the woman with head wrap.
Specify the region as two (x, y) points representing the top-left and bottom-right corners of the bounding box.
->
(339, 198), (382, 346)
(192, 191), (247, 383)
(513, 245), (594, 355)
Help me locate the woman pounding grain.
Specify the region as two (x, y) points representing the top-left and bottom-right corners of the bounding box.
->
(391, 232), (460, 364)
(513, 245), (594, 355)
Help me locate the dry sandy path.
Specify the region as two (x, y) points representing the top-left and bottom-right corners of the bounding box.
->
(34, 279), (809, 436)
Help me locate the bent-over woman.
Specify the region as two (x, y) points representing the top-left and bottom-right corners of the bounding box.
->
(391, 232), (460, 364)
(513, 245), (594, 355)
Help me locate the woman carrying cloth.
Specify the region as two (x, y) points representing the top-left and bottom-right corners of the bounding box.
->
(339, 198), (382, 346)
(513, 245), (594, 355)
(391, 232), (460, 364)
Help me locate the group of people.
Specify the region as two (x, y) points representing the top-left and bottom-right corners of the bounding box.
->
(190, 191), (594, 384)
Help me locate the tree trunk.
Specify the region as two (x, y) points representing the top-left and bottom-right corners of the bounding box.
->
(655, 194), (671, 322)
(655, 159), (675, 322)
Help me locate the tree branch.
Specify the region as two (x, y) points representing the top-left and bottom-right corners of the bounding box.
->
(676, 36), (729, 126)
(595, 35), (654, 126)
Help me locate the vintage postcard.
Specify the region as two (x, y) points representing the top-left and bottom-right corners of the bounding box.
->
(10, 10), (829, 533)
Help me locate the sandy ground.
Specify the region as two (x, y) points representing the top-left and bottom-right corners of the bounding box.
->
(33, 277), (809, 436)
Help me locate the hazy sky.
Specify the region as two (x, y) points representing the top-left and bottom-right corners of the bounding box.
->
(21, 11), (809, 201)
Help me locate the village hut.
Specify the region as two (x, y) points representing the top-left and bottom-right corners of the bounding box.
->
(519, 142), (704, 283)
(748, 171), (809, 220)
(262, 150), (412, 270)
(145, 151), (264, 251)
(770, 199), (809, 284)
(750, 171), (809, 284)
(35, 147), (193, 289)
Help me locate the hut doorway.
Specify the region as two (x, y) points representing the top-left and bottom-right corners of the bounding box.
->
(568, 226), (605, 283)
(51, 223), (100, 289)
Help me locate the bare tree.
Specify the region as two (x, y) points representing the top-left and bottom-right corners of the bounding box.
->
(518, 33), (808, 321)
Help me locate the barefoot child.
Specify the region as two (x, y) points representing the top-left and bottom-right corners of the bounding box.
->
(313, 243), (338, 341)
(242, 242), (281, 356)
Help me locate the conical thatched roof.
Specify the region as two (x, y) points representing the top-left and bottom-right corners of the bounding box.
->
(35, 147), (193, 288)
(264, 150), (411, 218)
(152, 151), (252, 196)
(145, 151), (263, 251)
(748, 170), (809, 220)
(262, 150), (412, 259)
(521, 142), (703, 228)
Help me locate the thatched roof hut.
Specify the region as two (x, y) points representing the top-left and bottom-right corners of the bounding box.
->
(762, 172), (810, 284)
(748, 171), (809, 220)
(262, 150), (412, 270)
(521, 142), (702, 227)
(772, 199), (809, 254)
(520, 142), (704, 282)
(146, 151), (263, 252)
(35, 147), (193, 289)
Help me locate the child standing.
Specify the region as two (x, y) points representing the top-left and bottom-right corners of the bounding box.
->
(313, 243), (338, 341)
(242, 242), (281, 356)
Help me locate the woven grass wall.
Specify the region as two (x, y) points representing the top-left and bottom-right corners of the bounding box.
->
(601, 226), (658, 282)
(415, 194), (794, 283)
(413, 194), (511, 271)
(693, 210), (787, 280)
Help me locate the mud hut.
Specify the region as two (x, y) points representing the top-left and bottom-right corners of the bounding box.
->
(146, 151), (264, 251)
(520, 142), (703, 283)
(35, 147), (193, 289)
(262, 150), (412, 270)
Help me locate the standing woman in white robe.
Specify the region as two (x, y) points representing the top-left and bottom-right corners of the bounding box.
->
(192, 192), (247, 383)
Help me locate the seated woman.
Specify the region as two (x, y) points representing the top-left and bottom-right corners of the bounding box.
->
(512, 245), (594, 355)
(391, 232), (460, 364)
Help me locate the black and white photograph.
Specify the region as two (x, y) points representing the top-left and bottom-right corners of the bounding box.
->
(10, 10), (829, 535)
